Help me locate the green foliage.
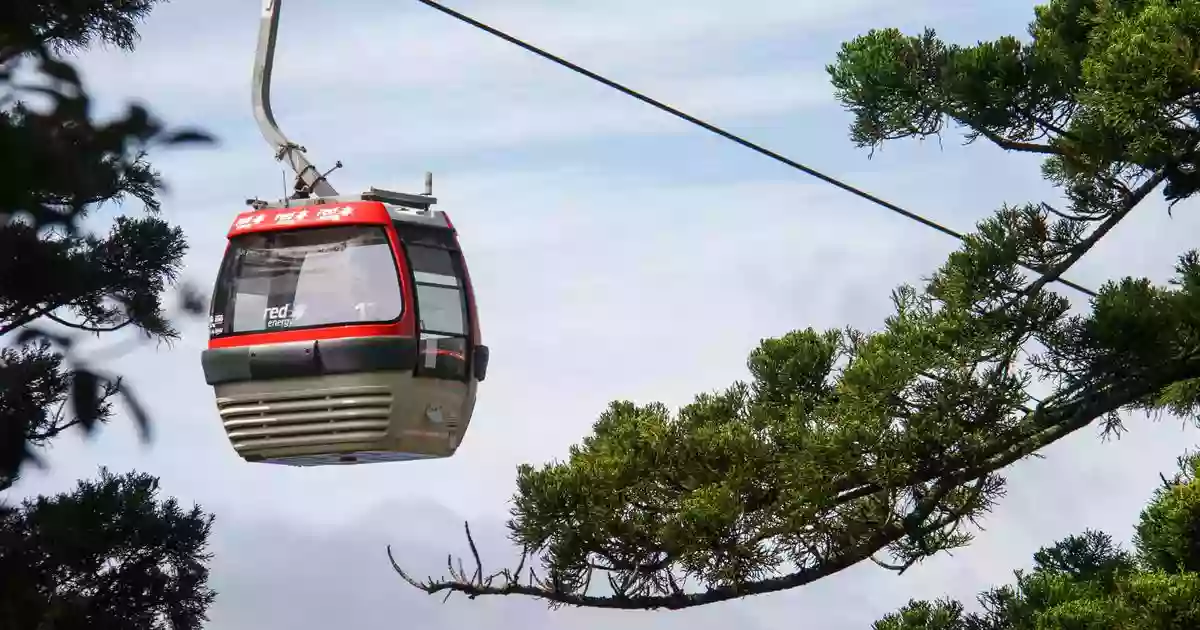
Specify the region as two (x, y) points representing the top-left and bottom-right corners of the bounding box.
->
(873, 598), (974, 630)
(392, 0), (1200, 610)
(0, 0), (212, 488)
(1, 0), (162, 53)
(0, 468), (216, 630)
(827, 0), (1200, 203)
(874, 454), (1200, 629)
(1134, 451), (1200, 573)
(0, 3), (218, 627)
(393, 230), (1200, 609)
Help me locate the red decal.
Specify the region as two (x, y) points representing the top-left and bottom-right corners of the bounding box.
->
(226, 201), (390, 237)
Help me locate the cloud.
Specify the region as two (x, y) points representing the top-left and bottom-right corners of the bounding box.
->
(286, 70), (837, 157)
(75, 0), (928, 108)
(70, 0), (943, 163)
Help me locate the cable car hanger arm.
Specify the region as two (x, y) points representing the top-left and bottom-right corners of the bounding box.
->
(253, 0), (340, 198)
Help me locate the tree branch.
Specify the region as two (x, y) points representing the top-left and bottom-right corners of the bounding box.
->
(42, 311), (135, 334)
(1001, 169), (1167, 311)
(974, 127), (1063, 156)
(387, 351), (1200, 610)
(1, 304), (61, 336)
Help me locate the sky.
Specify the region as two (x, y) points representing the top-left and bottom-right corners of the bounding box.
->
(9, 0), (1200, 627)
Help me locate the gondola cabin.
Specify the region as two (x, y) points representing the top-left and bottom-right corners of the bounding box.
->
(200, 189), (488, 466)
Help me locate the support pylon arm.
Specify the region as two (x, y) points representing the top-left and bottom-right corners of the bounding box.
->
(253, 0), (339, 198)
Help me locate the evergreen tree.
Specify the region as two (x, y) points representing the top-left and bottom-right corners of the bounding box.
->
(395, 0), (1200, 610)
(1, 2), (217, 628)
(1, 0), (209, 487)
(0, 469), (216, 630)
(875, 453), (1200, 629)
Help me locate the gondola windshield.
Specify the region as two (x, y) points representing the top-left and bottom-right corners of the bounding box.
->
(210, 225), (403, 337)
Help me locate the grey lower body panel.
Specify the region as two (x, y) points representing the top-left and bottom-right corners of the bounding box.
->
(211, 370), (477, 465)
(201, 334), (482, 465)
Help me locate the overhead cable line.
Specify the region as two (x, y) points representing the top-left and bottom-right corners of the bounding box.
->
(413, 0), (1098, 298)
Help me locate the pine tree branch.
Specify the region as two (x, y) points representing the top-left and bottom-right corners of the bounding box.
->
(1002, 169), (1168, 311)
(43, 311), (135, 333)
(974, 127), (1063, 156)
(390, 356), (1200, 610)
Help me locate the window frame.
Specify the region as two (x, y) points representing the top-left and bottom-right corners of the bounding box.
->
(208, 224), (406, 339)
(394, 221), (474, 382)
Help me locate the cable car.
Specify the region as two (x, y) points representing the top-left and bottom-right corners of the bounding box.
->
(201, 191), (488, 465)
(199, 0), (488, 466)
